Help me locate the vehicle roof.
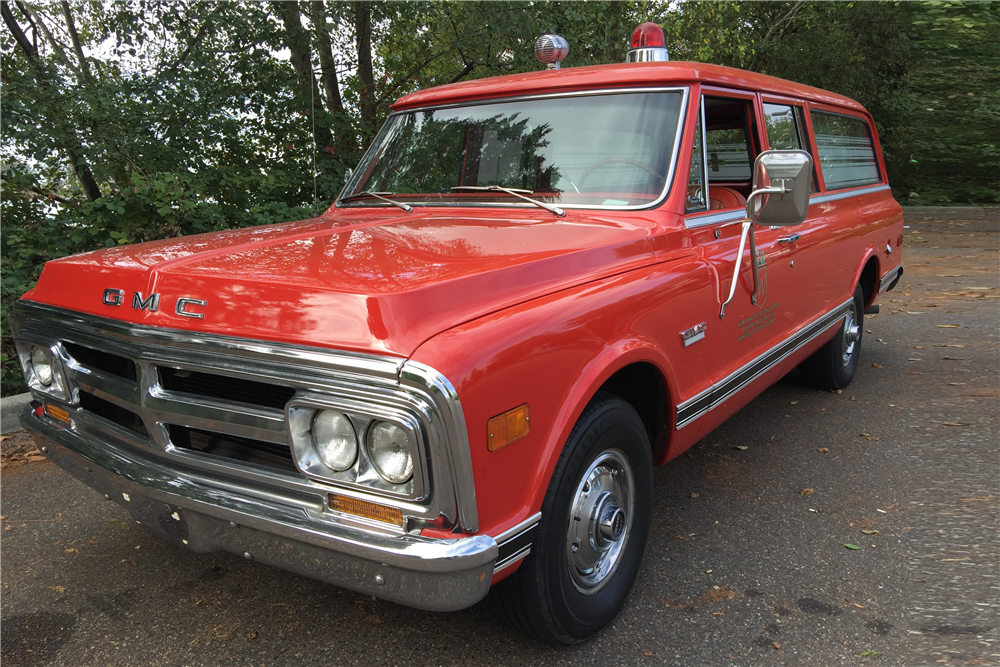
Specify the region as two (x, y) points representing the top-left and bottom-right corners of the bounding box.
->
(392, 61), (867, 114)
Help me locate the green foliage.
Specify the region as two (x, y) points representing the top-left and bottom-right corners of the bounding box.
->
(898, 1), (1000, 204)
(1, 0), (995, 394)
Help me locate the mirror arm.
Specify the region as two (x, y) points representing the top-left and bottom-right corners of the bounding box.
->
(742, 183), (787, 307)
(719, 180), (797, 319)
(748, 217), (761, 306)
(720, 220), (752, 319)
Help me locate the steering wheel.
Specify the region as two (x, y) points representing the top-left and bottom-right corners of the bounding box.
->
(577, 157), (666, 190)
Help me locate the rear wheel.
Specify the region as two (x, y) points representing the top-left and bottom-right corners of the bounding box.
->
(799, 283), (864, 389)
(490, 392), (653, 644)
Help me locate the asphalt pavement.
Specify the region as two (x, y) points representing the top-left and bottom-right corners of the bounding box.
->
(2, 206), (997, 667)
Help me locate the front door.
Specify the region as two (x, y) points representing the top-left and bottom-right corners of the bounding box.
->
(675, 90), (798, 432)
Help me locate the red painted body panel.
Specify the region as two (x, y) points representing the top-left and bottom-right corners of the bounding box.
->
(393, 62), (866, 114)
(24, 209), (663, 358)
(20, 62), (904, 577)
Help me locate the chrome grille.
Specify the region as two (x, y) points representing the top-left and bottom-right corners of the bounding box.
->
(10, 300), (480, 532)
(158, 366), (295, 411)
(168, 424), (297, 472)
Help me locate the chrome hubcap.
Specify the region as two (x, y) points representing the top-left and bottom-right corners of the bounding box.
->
(566, 449), (635, 594)
(841, 307), (860, 366)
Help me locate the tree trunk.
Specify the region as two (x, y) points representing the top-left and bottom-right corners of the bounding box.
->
(310, 1), (354, 156)
(354, 1), (376, 139)
(311, 1), (344, 115)
(2, 0), (102, 201)
(271, 0), (334, 154)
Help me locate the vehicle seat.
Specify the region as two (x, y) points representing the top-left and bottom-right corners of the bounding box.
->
(709, 187), (747, 211)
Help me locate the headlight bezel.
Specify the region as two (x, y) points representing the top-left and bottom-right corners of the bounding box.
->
(287, 396), (424, 499)
(15, 340), (72, 402)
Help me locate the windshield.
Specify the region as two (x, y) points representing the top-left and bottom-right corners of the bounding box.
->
(340, 90), (685, 209)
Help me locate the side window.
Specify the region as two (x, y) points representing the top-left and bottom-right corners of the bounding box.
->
(700, 96), (760, 211)
(810, 110), (882, 190)
(763, 103), (817, 192)
(685, 101), (707, 213)
(763, 103), (801, 150)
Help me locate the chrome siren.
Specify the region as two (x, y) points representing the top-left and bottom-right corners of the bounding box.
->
(535, 34), (569, 70)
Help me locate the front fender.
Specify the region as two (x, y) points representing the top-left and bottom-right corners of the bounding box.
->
(409, 256), (709, 539)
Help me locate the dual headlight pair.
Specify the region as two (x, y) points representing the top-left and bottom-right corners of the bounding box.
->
(292, 407), (414, 486)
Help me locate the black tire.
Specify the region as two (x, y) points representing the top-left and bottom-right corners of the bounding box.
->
(799, 283), (864, 389)
(489, 392), (653, 645)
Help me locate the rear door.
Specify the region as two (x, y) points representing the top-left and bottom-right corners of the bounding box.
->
(770, 98), (891, 323)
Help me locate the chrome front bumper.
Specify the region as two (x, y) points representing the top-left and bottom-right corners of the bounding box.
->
(23, 408), (497, 612)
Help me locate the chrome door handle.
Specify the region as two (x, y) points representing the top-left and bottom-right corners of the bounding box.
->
(777, 233), (801, 245)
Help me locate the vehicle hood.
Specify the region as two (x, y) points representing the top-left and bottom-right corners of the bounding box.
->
(23, 208), (662, 357)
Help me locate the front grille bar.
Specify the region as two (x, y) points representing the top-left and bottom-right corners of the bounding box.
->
(10, 300), (479, 533)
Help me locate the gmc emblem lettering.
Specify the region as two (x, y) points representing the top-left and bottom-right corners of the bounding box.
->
(132, 292), (160, 312)
(102, 288), (206, 319)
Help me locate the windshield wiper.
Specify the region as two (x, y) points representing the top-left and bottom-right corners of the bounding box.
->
(450, 185), (565, 218)
(340, 191), (413, 212)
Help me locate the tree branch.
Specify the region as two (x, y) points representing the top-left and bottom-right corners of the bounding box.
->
(158, 5), (223, 79)
(375, 51), (444, 106)
(2, 0), (36, 58)
(448, 60), (475, 85)
(28, 186), (68, 203)
(59, 0), (91, 82)
(311, 0), (344, 115)
(749, 0), (806, 71)
(353, 0), (376, 131)
(3, 0), (101, 201)
(18, 1), (82, 78)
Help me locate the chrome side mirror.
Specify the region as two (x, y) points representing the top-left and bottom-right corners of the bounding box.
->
(720, 150), (813, 319)
(747, 150), (812, 227)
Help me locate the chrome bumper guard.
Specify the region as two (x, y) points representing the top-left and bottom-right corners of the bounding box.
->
(23, 408), (497, 612)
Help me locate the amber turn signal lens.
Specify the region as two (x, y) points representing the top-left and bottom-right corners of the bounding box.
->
(487, 403), (530, 451)
(44, 402), (70, 424)
(328, 493), (403, 526)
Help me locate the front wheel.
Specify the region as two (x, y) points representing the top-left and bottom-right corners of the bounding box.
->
(799, 283), (865, 389)
(490, 392), (653, 644)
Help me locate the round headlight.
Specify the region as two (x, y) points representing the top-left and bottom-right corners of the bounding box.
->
(366, 421), (413, 484)
(31, 346), (53, 386)
(311, 410), (358, 471)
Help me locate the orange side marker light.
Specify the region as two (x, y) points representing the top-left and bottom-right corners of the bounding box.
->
(44, 403), (70, 424)
(328, 494), (403, 527)
(487, 404), (530, 451)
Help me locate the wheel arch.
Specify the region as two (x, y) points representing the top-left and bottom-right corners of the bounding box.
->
(536, 342), (679, 496)
(854, 250), (881, 309)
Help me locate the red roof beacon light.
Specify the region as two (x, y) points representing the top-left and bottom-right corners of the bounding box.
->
(535, 34), (569, 70)
(626, 22), (669, 63)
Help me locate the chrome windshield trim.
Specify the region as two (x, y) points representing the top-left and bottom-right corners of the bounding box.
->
(809, 184), (890, 205)
(339, 87), (690, 214)
(684, 209), (746, 230)
(11, 301), (478, 533)
(676, 299), (854, 429)
(396, 85), (688, 114)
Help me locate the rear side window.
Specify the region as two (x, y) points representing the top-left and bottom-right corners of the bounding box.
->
(810, 111), (881, 190)
(763, 103), (816, 192)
